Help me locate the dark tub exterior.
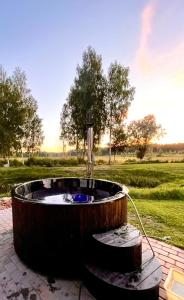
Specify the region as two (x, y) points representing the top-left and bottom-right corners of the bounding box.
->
(12, 178), (128, 274)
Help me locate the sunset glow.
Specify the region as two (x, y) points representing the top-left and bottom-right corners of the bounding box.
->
(1, 0), (184, 151)
(128, 1), (184, 144)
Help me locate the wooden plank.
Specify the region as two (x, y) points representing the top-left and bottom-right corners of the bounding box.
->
(93, 224), (136, 242)
(85, 255), (162, 290)
(106, 230), (140, 246)
(142, 249), (154, 265)
(137, 266), (162, 290)
(93, 224), (141, 247)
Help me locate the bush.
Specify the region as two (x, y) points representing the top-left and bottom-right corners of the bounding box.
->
(77, 157), (86, 164)
(171, 159), (184, 163)
(150, 188), (184, 200)
(0, 159), (7, 167)
(136, 149), (145, 160)
(138, 159), (168, 164)
(127, 176), (161, 188)
(24, 157), (36, 166)
(9, 159), (23, 167)
(156, 153), (164, 157)
(96, 159), (106, 165)
(124, 159), (137, 164)
(130, 187), (184, 200)
(0, 183), (12, 195)
(25, 157), (80, 167)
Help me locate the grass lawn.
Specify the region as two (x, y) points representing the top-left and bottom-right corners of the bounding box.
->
(128, 199), (184, 249)
(0, 162), (184, 248)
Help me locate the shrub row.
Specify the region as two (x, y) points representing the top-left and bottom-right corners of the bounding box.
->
(103, 174), (161, 188)
(127, 176), (161, 188)
(0, 157), (87, 167)
(24, 157), (85, 167)
(0, 159), (23, 167)
(130, 187), (184, 200)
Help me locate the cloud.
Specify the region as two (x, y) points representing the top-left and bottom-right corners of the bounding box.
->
(135, 1), (184, 82)
(135, 1), (156, 74)
(139, 3), (155, 50)
(130, 1), (184, 143)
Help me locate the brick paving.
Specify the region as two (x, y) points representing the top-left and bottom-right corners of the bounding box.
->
(0, 208), (184, 300)
(142, 237), (184, 300)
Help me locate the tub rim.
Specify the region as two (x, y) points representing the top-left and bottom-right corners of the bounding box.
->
(11, 177), (128, 206)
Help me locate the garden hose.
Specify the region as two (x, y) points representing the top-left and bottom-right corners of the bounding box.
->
(126, 193), (155, 259)
(115, 190), (156, 271)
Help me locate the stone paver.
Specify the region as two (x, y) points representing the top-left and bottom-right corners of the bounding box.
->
(0, 208), (184, 299)
(0, 209), (94, 300)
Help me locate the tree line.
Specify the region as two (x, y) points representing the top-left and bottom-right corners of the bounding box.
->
(60, 47), (164, 161)
(0, 47), (165, 163)
(0, 66), (44, 162)
(151, 143), (184, 153)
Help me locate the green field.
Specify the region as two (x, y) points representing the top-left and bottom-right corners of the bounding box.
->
(0, 162), (184, 248)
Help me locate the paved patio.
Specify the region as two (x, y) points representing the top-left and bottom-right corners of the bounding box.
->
(0, 208), (184, 300)
(142, 237), (184, 300)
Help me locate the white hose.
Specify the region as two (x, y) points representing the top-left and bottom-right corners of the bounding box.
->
(116, 190), (155, 258)
(126, 193), (155, 258)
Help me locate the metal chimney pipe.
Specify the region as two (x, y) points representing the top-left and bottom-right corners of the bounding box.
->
(86, 125), (93, 178)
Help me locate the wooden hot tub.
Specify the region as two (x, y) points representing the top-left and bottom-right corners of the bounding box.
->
(11, 178), (128, 273)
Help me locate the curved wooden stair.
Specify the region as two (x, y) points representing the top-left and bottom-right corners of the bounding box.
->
(83, 224), (162, 300)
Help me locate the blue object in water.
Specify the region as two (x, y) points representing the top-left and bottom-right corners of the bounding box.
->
(73, 194), (91, 203)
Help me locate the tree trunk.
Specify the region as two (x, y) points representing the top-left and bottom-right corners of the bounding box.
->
(62, 139), (65, 157)
(76, 136), (79, 159)
(82, 139), (86, 160)
(114, 151), (116, 162)
(108, 126), (112, 165)
(7, 157), (10, 167)
(28, 150), (31, 159)
(21, 147), (24, 165)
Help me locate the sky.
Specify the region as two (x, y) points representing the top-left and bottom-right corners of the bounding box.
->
(1, 0), (184, 151)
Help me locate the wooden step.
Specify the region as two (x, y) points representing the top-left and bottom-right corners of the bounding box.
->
(83, 250), (162, 300)
(87, 224), (142, 272)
